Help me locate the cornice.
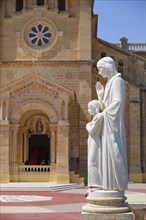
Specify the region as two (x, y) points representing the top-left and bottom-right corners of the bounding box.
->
(0, 60), (94, 68)
(95, 37), (145, 62)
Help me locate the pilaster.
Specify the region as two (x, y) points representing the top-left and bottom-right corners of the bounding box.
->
(0, 124), (10, 183)
(129, 87), (141, 178)
(78, 0), (92, 60)
(56, 120), (70, 183)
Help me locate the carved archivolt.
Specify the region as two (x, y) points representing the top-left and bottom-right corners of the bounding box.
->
(10, 81), (58, 109)
(10, 100), (58, 124)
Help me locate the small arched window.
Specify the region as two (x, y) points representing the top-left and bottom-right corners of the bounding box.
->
(62, 101), (65, 120)
(118, 60), (124, 74)
(101, 52), (106, 58)
(58, 0), (65, 11)
(16, 0), (23, 12)
(37, 0), (44, 6)
(110, 56), (115, 61)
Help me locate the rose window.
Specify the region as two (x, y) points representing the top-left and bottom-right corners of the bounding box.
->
(23, 19), (58, 52)
(28, 24), (52, 47)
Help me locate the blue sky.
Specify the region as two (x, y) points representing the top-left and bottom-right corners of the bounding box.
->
(93, 0), (146, 43)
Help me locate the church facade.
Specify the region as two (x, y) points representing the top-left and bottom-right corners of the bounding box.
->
(0, 0), (145, 184)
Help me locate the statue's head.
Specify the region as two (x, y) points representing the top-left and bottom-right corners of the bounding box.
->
(88, 100), (100, 116)
(97, 57), (117, 78)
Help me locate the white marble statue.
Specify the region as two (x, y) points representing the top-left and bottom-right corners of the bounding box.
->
(87, 57), (128, 191)
(86, 100), (103, 189)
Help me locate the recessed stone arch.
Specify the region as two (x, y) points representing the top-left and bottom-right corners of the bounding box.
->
(10, 100), (58, 124)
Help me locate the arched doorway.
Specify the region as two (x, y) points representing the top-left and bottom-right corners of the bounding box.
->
(29, 134), (50, 165)
(17, 109), (52, 166)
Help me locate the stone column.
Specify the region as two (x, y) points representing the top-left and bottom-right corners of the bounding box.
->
(44, 0), (47, 5)
(50, 130), (56, 163)
(49, 124), (57, 182)
(0, 101), (3, 120)
(55, 0), (58, 9)
(10, 124), (19, 182)
(23, 0), (26, 10)
(5, 100), (9, 121)
(12, 126), (19, 164)
(12, 0), (16, 13)
(1, 100), (9, 122)
(50, 124), (57, 163)
(65, 0), (69, 12)
(64, 99), (69, 120)
(23, 128), (28, 162)
(19, 131), (23, 164)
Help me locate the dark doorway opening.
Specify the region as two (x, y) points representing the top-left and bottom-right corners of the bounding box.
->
(16, 0), (23, 11)
(37, 0), (44, 6)
(58, 0), (65, 11)
(29, 135), (50, 165)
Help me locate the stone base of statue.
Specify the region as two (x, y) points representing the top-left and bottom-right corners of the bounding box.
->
(81, 189), (133, 220)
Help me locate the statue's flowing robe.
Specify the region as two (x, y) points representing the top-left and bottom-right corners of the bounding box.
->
(102, 73), (128, 191)
(86, 113), (103, 188)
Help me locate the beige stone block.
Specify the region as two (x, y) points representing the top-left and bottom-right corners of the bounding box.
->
(0, 164), (9, 173)
(56, 174), (70, 183)
(0, 174), (10, 183)
(81, 212), (133, 220)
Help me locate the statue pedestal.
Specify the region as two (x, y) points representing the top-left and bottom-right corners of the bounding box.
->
(82, 189), (133, 220)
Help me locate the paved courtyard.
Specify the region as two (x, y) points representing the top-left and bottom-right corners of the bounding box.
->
(0, 182), (146, 220)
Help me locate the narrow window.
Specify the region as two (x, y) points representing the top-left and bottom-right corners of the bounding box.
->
(58, 0), (65, 11)
(101, 52), (106, 58)
(16, 0), (23, 12)
(110, 56), (115, 61)
(62, 101), (65, 120)
(37, 0), (44, 6)
(118, 60), (124, 74)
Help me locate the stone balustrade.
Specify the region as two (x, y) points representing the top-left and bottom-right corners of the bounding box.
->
(19, 165), (50, 173)
(114, 43), (146, 51)
(128, 44), (146, 51)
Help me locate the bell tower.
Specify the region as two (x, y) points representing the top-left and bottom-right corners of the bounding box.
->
(78, 0), (93, 60)
(0, 0), (94, 61)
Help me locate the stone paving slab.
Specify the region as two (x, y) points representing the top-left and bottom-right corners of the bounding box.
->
(0, 183), (145, 220)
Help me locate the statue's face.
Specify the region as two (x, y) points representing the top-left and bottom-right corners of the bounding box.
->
(98, 65), (108, 78)
(88, 105), (95, 116)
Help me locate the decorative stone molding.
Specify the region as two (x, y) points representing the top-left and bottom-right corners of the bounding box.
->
(0, 60), (94, 68)
(0, 73), (74, 124)
(10, 100), (58, 124)
(0, 73), (74, 96)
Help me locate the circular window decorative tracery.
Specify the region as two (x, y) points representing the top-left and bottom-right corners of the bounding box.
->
(28, 24), (52, 47)
(23, 18), (58, 52)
